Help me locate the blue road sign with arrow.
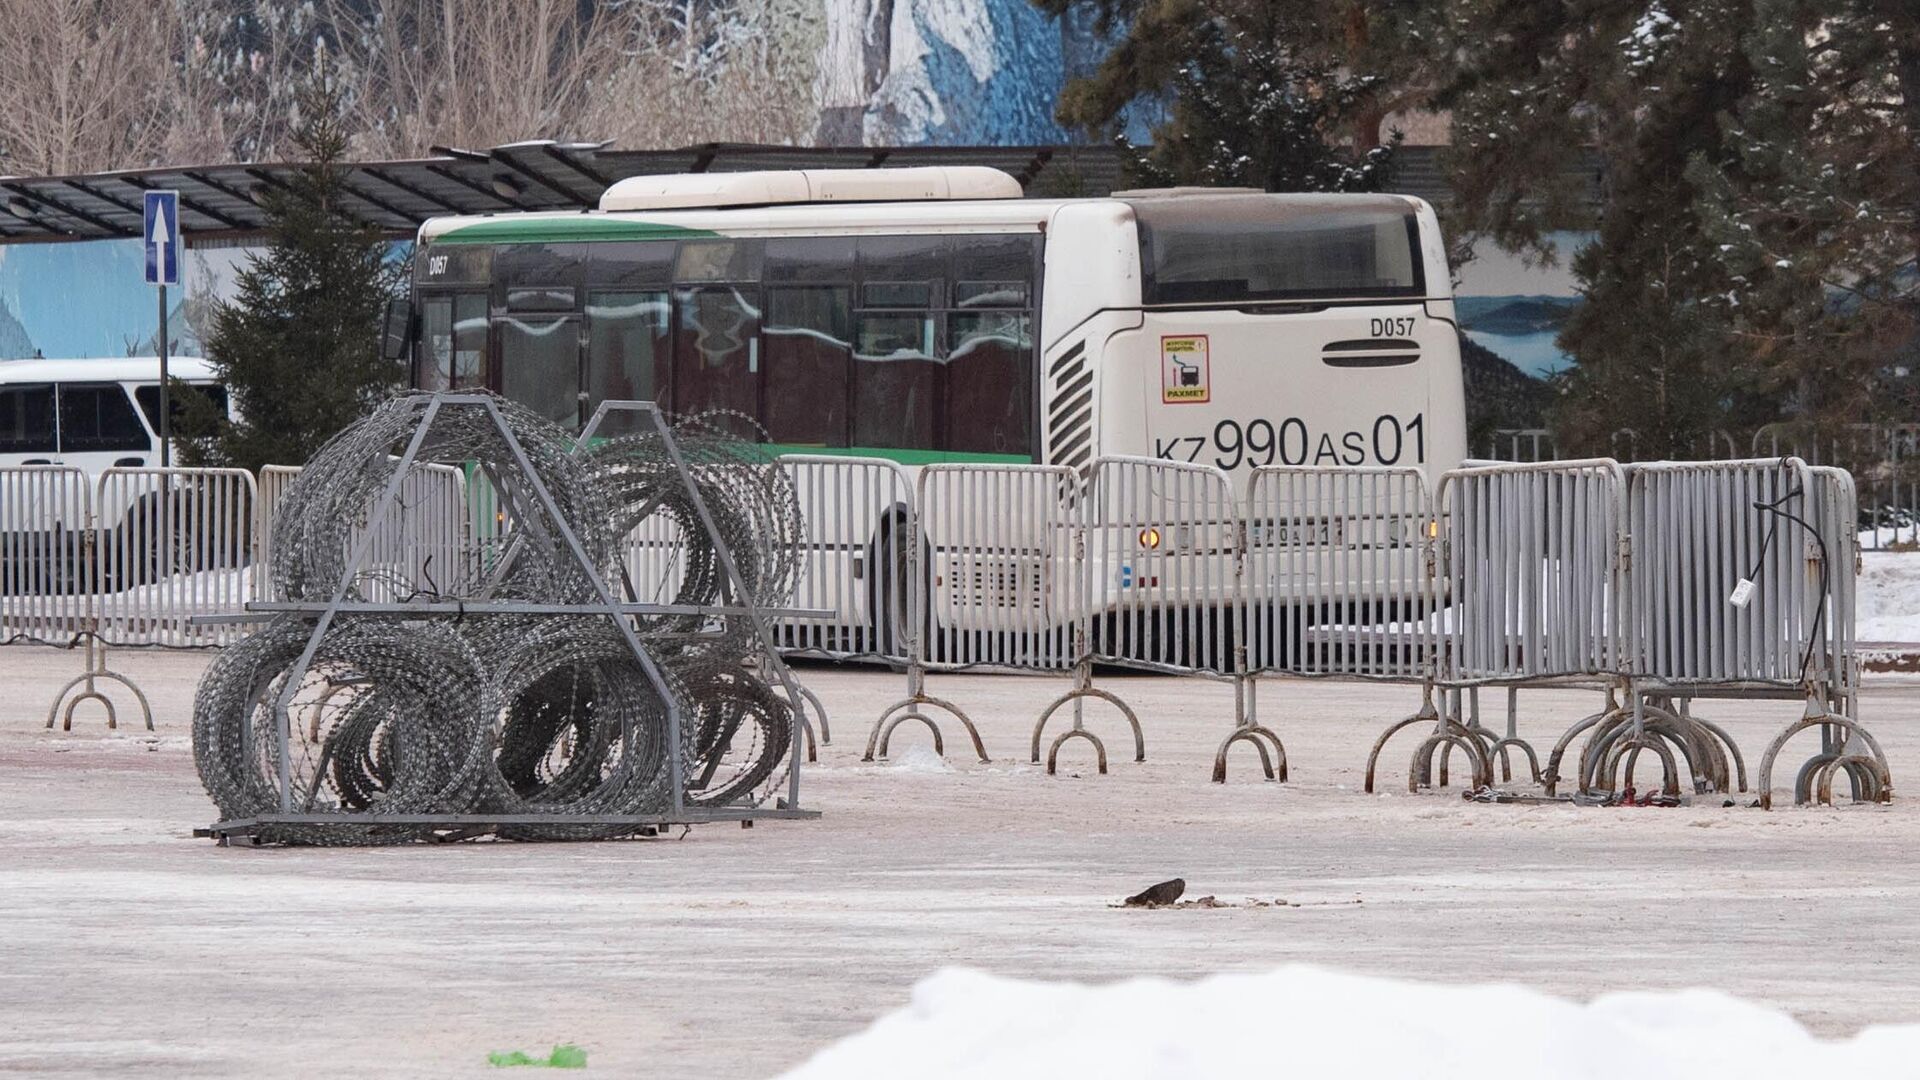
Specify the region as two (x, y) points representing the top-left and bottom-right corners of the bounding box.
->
(143, 190), (179, 286)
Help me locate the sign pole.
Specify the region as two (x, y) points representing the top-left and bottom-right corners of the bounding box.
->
(158, 284), (170, 468)
(143, 189), (179, 470)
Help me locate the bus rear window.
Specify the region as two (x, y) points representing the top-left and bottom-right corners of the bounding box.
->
(1131, 196), (1424, 305)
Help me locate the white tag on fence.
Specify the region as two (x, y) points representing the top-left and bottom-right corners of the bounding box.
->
(1728, 578), (1756, 609)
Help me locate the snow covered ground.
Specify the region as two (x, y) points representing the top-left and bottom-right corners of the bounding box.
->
(6, 648), (1920, 1078)
(781, 966), (1920, 1079)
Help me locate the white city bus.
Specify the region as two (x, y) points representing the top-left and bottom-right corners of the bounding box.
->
(397, 167), (1467, 655)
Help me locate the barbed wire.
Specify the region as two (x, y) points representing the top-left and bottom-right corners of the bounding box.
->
(193, 393), (799, 844)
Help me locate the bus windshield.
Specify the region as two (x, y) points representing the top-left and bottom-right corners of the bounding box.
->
(1130, 195), (1425, 305)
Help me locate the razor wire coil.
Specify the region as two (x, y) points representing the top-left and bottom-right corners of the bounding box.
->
(194, 393), (799, 844)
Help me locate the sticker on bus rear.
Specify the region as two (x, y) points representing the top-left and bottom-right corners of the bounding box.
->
(1161, 335), (1211, 403)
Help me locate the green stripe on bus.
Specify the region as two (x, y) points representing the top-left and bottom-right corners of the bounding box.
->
(434, 219), (721, 245)
(545, 438), (1027, 467)
(766, 445), (1031, 466)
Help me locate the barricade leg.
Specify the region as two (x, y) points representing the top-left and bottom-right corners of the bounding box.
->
(1365, 684), (1440, 794)
(1577, 702), (1691, 800)
(1543, 689), (1625, 796)
(1485, 687), (1541, 784)
(1756, 698), (1893, 809)
(795, 681), (831, 748)
(1575, 694), (1743, 801)
(1411, 725), (1493, 792)
(1438, 689), (1507, 787)
(759, 654), (828, 752)
(761, 657), (828, 762)
(865, 663), (988, 764)
(1598, 732), (1682, 801)
(1031, 661), (1145, 776)
(1673, 699), (1748, 794)
(44, 629), (153, 733)
(1441, 688), (1539, 786)
(1578, 699), (1703, 796)
(1652, 698), (1732, 794)
(1213, 675), (1287, 783)
(1365, 683), (1490, 794)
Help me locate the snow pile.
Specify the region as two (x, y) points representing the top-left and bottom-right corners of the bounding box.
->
(1857, 551), (1920, 643)
(879, 744), (956, 774)
(776, 966), (1920, 1080)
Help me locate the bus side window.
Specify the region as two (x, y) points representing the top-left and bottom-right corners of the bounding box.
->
(947, 311), (1034, 456)
(854, 307), (939, 452)
(672, 285), (761, 420)
(586, 291), (670, 414)
(853, 235), (945, 452)
(947, 231), (1038, 457)
(762, 286), (851, 447)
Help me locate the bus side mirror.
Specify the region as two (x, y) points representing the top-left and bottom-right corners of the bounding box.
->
(380, 299), (413, 361)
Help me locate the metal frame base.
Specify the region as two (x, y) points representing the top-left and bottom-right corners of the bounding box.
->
(197, 807), (823, 845)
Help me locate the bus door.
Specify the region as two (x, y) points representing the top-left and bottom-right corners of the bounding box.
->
(497, 285), (584, 429)
(416, 291), (490, 396)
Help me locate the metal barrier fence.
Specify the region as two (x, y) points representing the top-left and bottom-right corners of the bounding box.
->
(848, 452), (1874, 807)
(1243, 466), (1434, 682)
(6, 462), (465, 647)
(1482, 424), (1920, 553)
(1443, 460), (1625, 685)
(775, 456), (918, 664)
(94, 468), (257, 647)
(1, 466), (94, 645)
(3, 466), (257, 648)
(1, 448), (1882, 809)
(257, 465), (300, 595)
(1626, 459), (1817, 689)
(262, 462), (469, 603)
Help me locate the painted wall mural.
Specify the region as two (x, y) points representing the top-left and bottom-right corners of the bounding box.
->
(0, 240), (255, 361)
(1453, 231), (1586, 383)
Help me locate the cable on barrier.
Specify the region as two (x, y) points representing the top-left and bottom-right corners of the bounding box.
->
(1744, 486), (1831, 683)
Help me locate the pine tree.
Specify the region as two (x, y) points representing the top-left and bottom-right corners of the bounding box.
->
(1540, 2), (1763, 456)
(1035, 0), (1440, 191)
(1115, 25), (1402, 193)
(182, 72), (404, 471)
(1685, 0), (1920, 451)
(1441, 0), (1919, 456)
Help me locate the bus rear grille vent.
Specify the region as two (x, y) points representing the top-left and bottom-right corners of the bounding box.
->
(1321, 339), (1420, 367)
(954, 558), (1046, 610)
(1047, 341), (1094, 472)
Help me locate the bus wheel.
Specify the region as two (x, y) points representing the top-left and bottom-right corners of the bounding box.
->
(866, 515), (924, 662)
(137, 496), (193, 584)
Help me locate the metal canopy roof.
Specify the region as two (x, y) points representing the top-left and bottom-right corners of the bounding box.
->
(0, 142), (1130, 244)
(0, 142), (1582, 245)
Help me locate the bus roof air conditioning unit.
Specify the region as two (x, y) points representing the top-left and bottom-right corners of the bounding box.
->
(1110, 186), (1266, 198)
(597, 166), (1023, 211)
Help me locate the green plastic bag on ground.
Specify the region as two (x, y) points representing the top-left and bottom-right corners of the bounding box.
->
(487, 1044), (587, 1068)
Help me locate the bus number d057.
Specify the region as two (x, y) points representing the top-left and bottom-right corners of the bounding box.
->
(1154, 414), (1427, 470)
